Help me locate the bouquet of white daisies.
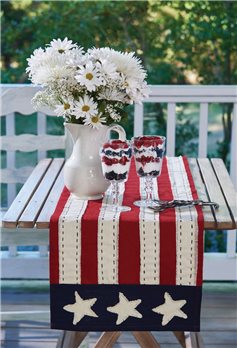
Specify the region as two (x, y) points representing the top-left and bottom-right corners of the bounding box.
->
(26, 38), (148, 129)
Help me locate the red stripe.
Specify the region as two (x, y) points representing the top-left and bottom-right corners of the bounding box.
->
(81, 200), (101, 284)
(119, 159), (141, 284)
(157, 157), (177, 285)
(182, 157), (204, 286)
(49, 187), (70, 284)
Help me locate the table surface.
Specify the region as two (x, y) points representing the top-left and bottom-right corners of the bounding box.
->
(2, 157), (237, 230)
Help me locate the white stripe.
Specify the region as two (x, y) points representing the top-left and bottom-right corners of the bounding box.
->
(139, 177), (160, 284)
(167, 157), (198, 286)
(59, 195), (88, 284)
(97, 183), (125, 284)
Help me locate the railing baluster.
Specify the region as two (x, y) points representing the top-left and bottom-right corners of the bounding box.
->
(39, 245), (49, 257)
(6, 113), (17, 257)
(230, 103), (237, 190)
(134, 103), (144, 136)
(166, 103), (176, 156)
(37, 111), (49, 257)
(6, 113), (16, 206)
(37, 111), (47, 160)
(226, 231), (236, 258)
(227, 102), (237, 258)
(8, 245), (17, 257)
(198, 103), (208, 158)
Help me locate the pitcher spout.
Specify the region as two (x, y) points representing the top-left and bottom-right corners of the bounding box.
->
(64, 122), (79, 143)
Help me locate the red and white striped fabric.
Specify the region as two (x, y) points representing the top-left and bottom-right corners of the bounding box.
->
(50, 156), (204, 332)
(51, 156), (203, 287)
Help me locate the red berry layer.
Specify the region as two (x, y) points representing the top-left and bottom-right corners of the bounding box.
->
(102, 156), (130, 166)
(103, 140), (129, 150)
(133, 136), (164, 148)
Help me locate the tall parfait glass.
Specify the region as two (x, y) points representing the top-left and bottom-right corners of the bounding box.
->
(132, 135), (166, 208)
(100, 140), (132, 212)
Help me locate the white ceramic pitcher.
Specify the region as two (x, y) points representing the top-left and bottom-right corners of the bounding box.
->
(64, 123), (126, 200)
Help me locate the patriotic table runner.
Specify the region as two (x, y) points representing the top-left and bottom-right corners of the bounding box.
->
(50, 156), (204, 332)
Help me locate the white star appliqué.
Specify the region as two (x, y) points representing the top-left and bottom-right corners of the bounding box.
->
(63, 291), (98, 325)
(152, 292), (187, 326)
(107, 292), (142, 325)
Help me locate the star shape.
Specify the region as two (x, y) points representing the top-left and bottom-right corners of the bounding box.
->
(107, 292), (142, 325)
(152, 292), (187, 326)
(63, 291), (98, 325)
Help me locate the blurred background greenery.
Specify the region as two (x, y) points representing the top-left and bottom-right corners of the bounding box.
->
(2, 0), (236, 159)
(1, 0), (237, 252)
(2, 0), (237, 85)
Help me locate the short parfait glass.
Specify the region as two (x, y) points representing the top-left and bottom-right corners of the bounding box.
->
(100, 139), (132, 212)
(132, 135), (166, 208)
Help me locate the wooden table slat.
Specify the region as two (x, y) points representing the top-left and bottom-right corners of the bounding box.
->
(2, 158), (52, 228)
(188, 158), (216, 229)
(211, 158), (237, 228)
(18, 158), (65, 228)
(198, 158), (234, 230)
(36, 169), (64, 229)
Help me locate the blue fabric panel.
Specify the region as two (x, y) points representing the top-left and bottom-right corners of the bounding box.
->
(50, 284), (202, 332)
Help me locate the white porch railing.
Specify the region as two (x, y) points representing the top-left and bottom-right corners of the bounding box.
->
(1, 84), (237, 280)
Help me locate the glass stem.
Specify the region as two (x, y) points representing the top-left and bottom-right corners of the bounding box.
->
(112, 181), (119, 206)
(145, 176), (153, 205)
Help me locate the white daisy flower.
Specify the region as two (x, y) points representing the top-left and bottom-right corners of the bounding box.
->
(26, 47), (45, 73)
(84, 113), (106, 129)
(98, 87), (125, 102)
(87, 47), (113, 61)
(73, 95), (98, 119)
(35, 66), (71, 85)
(27, 48), (71, 85)
(54, 100), (74, 117)
(75, 62), (103, 92)
(66, 47), (85, 67)
(48, 37), (77, 53)
(112, 51), (147, 81)
(96, 59), (118, 81)
(88, 47), (147, 81)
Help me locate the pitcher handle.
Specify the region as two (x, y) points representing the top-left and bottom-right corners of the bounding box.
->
(107, 124), (126, 141)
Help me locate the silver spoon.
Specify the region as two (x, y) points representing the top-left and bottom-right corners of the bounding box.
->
(149, 199), (219, 212)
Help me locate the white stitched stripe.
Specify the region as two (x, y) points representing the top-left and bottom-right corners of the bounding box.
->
(98, 183), (125, 284)
(139, 177), (160, 284)
(167, 157), (198, 286)
(58, 196), (88, 284)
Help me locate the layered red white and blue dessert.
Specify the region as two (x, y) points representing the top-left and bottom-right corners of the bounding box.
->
(133, 136), (166, 177)
(101, 140), (132, 182)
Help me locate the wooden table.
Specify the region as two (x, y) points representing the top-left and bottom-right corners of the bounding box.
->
(2, 157), (237, 348)
(3, 157), (237, 231)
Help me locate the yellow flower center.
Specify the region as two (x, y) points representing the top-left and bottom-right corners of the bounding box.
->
(64, 103), (70, 110)
(86, 73), (94, 80)
(82, 105), (90, 112)
(91, 116), (99, 123)
(58, 49), (65, 54)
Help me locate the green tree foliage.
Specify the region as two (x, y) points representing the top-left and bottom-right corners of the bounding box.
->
(2, 0), (237, 85)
